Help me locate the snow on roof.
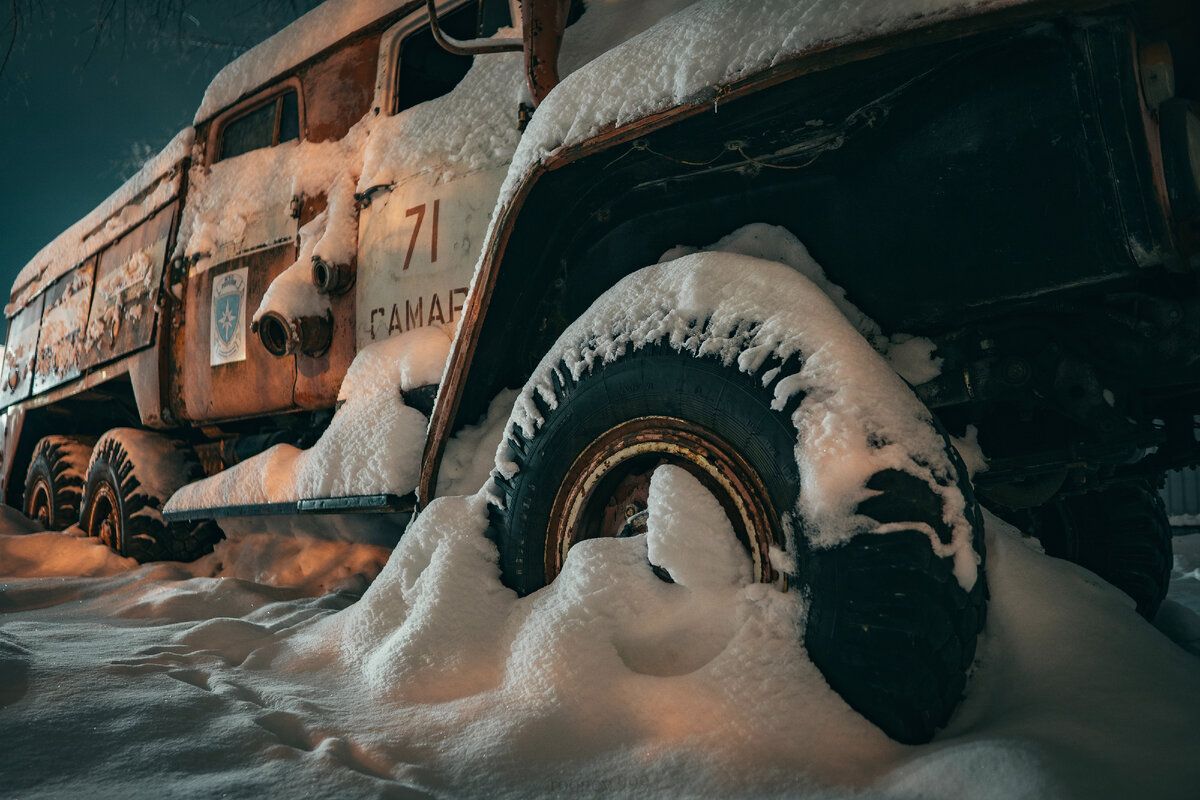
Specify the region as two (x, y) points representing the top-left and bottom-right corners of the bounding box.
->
(6, 128), (194, 317)
(193, 0), (410, 124)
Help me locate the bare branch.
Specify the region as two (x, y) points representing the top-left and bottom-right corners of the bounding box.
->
(1, 0), (22, 78)
(1, 0), (325, 80)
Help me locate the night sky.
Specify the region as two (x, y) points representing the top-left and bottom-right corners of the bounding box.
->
(0, 2), (318, 332)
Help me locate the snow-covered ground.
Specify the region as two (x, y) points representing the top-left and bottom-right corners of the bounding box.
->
(2, 486), (1198, 799)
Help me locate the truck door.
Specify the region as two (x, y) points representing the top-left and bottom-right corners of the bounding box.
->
(173, 86), (303, 423)
(356, 1), (510, 352)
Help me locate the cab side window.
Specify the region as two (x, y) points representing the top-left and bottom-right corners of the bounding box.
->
(218, 90), (301, 161)
(393, 1), (490, 115)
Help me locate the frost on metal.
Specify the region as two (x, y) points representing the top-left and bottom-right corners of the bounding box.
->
(33, 272), (93, 391)
(194, 0), (412, 124)
(497, 250), (979, 591)
(173, 135), (351, 271)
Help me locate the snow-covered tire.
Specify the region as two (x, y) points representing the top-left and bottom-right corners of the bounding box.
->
(23, 435), (96, 529)
(489, 342), (986, 744)
(80, 429), (223, 563)
(1014, 481), (1171, 619)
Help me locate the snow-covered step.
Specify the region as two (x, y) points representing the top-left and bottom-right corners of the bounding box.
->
(162, 492), (415, 522)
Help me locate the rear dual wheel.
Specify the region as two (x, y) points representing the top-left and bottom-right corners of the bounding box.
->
(80, 428), (222, 563)
(489, 342), (987, 744)
(1006, 481), (1171, 619)
(23, 435), (96, 529)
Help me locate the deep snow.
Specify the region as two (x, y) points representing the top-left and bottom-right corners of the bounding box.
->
(2, 489), (1198, 798)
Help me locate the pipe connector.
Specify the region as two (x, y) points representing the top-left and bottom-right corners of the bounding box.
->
(255, 309), (333, 358)
(312, 256), (355, 295)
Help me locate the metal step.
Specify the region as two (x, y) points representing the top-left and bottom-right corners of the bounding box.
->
(163, 492), (416, 523)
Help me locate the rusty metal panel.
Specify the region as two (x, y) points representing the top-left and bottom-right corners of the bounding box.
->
(0, 405), (27, 506)
(0, 293), (45, 407)
(81, 203), (175, 370)
(521, 0), (569, 106)
(32, 261), (96, 394)
(300, 35), (379, 144)
(294, 286), (355, 410)
(179, 246), (298, 423)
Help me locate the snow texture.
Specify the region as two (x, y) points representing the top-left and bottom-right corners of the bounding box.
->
(7, 129), (193, 316)
(435, 388), (521, 498)
(499, 250), (979, 588)
(951, 424), (988, 479)
(2, 485), (1198, 798)
(1157, 533), (1200, 655)
(357, 47), (525, 191)
(175, 128), (363, 270)
(677, 223), (943, 384)
(253, 211), (334, 324)
(165, 327), (453, 512)
(188, 531), (392, 596)
(0, 508), (132, 578)
(645, 464), (751, 588)
(499, 0), (1035, 213)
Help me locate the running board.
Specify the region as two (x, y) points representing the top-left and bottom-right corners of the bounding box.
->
(163, 493), (416, 523)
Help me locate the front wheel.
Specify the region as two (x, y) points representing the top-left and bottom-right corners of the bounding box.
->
(489, 342), (986, 744)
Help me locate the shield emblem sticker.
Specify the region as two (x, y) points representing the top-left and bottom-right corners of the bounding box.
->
(211, 268), (248, 365)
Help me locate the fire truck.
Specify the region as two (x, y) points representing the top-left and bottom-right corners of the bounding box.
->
(1, 0), (1196, 743)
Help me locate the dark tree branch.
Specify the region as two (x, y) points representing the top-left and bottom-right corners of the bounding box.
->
(1, 0), (323, 81)
(1, 0), (22, 78)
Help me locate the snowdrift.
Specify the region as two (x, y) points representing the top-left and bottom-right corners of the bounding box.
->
(2, 483), (1198, 798)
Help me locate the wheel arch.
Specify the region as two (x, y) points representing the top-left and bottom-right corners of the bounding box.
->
(420, 3), (1175, 503)
(1, 377), (143, 508)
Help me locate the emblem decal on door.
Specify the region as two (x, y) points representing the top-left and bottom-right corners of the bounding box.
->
(210, 268), (248, 365)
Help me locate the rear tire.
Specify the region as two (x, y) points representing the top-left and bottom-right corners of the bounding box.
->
(1011, 481), (1171, 618)
(23, 435), (96, 529)
(80, 428), (223, 563)
(489, 343), (986, 744)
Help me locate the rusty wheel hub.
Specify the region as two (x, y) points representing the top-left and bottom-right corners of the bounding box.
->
(91, 483), (121, 552)
(27, 479), (51, 527)
(546, 415), (781, 583)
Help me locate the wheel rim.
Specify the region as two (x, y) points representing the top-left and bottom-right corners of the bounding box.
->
(546, 415), (781, 583)
(90, 482), (122, 553)
(26, 478), (51, 527)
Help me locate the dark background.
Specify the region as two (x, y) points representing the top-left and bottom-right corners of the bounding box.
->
(0, 1), (320, 333)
